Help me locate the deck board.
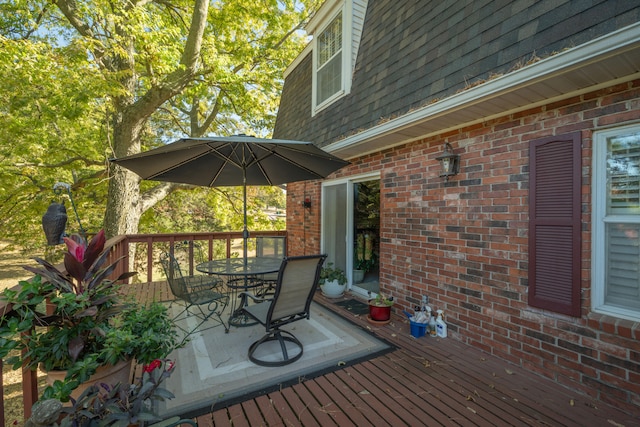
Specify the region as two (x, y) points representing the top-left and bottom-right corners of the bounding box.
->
(125, 284), (636, 426)
(226, 403), (250, 427)
(279, 384), (323, 426)
(314, 373), (376, 426)
(241, 398), (266, 426)
(293, 381), (343, 426)
(370, 347), (549, 426)
(265, 388), (304, 426)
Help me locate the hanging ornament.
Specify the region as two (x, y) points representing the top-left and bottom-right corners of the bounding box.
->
(42, 201), (68, 245)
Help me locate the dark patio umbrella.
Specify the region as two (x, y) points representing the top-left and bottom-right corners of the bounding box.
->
(111, 135), (349, 261)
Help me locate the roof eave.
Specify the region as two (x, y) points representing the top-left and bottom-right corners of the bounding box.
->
(325, 22), (640, 159)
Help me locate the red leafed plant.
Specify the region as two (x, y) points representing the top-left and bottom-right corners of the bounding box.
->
(0, 230), (179, 402)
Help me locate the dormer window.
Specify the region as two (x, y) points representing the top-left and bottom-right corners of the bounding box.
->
(309, 0), (368, 115)
(316, 12), (343, 106)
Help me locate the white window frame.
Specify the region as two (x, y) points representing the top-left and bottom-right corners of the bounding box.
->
(592, 122), (640, 322)
(312, 5), (352, 115)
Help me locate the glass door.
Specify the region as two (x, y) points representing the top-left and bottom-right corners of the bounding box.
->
(352, 179), (380, 297)
(322, 176), (380, 298)
(321, 182), (348, 274)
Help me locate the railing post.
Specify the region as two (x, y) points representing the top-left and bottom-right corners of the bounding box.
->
(22, 333), (38, 419)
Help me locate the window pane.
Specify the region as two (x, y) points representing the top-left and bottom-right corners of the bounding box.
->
(607, 132), (640, 214)
(322, 183), (348, 272)
(605, 223), (640, 309)
(316, 12), (342, 105)
(317, 52), (342, 104)
(318, 13), (342, 67)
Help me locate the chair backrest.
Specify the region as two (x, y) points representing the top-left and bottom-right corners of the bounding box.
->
(173, 240), (207, 273)
(256, 236), (287, 259)
(159, 252), (189, 300)
(266, 254), (326, 326)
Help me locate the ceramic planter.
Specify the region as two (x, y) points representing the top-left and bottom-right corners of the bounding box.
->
(353, 269), (365, 283)
(320, 279), (346, 298)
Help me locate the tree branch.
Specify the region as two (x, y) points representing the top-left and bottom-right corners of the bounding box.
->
(13, 157), (103, 168)
(132, 0), (208, 120)
(140, 182), (192, 212)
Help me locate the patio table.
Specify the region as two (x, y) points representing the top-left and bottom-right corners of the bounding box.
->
(196, 257), (283, 328)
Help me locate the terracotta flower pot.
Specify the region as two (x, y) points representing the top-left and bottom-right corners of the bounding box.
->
(44, 359), (133, 403)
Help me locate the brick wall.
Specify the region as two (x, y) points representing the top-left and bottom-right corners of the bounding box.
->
(287, 79), (640, 414)
(286, 180), (322, 256)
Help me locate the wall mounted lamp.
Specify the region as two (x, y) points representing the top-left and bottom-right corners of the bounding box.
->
(303, 197), (312, 209)
(436, 142), (460, 181)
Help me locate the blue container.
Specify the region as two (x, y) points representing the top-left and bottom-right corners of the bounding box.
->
(410, 320), (427, 338)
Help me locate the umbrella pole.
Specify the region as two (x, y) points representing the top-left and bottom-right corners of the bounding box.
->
(243, 173), (248, 267)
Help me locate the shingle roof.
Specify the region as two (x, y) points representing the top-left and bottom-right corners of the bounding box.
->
(274, 0), (640, 146)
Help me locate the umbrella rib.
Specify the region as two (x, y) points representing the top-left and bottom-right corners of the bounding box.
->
(266, 146), (327, 179)
(145, 151), (211, 180)
(248, 144), (275, 186)
(204, 142), (246, 187)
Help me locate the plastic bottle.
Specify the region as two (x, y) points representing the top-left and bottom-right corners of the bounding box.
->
(428, 309), (436, 336)
(435, 309), (447, 338)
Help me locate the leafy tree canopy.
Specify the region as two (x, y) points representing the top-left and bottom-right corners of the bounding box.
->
(0, 0), (317, 254)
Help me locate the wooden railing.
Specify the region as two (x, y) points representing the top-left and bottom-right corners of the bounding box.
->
(107, 231), (287, 283)
(0, 230), (286, 424)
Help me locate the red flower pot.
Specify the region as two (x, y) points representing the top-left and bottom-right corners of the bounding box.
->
(369, 304), (391, 321)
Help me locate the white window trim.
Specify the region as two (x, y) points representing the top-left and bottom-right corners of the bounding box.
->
(311, 3), (352, 116)
(592, 122), (640, 322)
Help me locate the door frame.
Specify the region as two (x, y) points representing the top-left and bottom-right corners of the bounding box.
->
(321, 171), (380, 295)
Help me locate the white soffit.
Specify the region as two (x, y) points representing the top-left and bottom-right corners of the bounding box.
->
(326, 22), (640, 159)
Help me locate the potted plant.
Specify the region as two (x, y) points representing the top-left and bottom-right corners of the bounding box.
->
(368, 291), (394, 322)
(319, 262), (348, 298)
(0, 230), (180, 403)
(353, 255), (376, 283)
(28, 358), (176, 426)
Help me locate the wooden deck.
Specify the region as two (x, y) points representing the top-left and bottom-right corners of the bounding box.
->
(134, 286), (636, 427)
(6, 280), (634, 426)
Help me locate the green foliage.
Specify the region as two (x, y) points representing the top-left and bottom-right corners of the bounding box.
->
(140, 185), (286, 236)
(0, 35), (109, 251)
(354, 253), (376, 272)
(369, 292), (394, 307)
(320, 262), (347, 286)
(103, 303), (178, 366)
(0, 0), (317, 248)
(38, 359), (176, 425)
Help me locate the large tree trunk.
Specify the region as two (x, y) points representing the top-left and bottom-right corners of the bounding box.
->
(104, 112), (144, 238)
(104, 168), (141, 238)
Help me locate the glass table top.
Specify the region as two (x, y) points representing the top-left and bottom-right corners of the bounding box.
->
(196, 257), (282, 276)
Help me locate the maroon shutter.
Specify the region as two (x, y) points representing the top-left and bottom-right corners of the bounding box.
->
(528, 132), (581, 317)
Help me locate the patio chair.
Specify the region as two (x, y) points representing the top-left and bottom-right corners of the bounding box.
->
(173, 240), (207, 274)
(240, 254), (327, 366)
(254, 235), (287, 296)
(159, 251), (230, 334)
